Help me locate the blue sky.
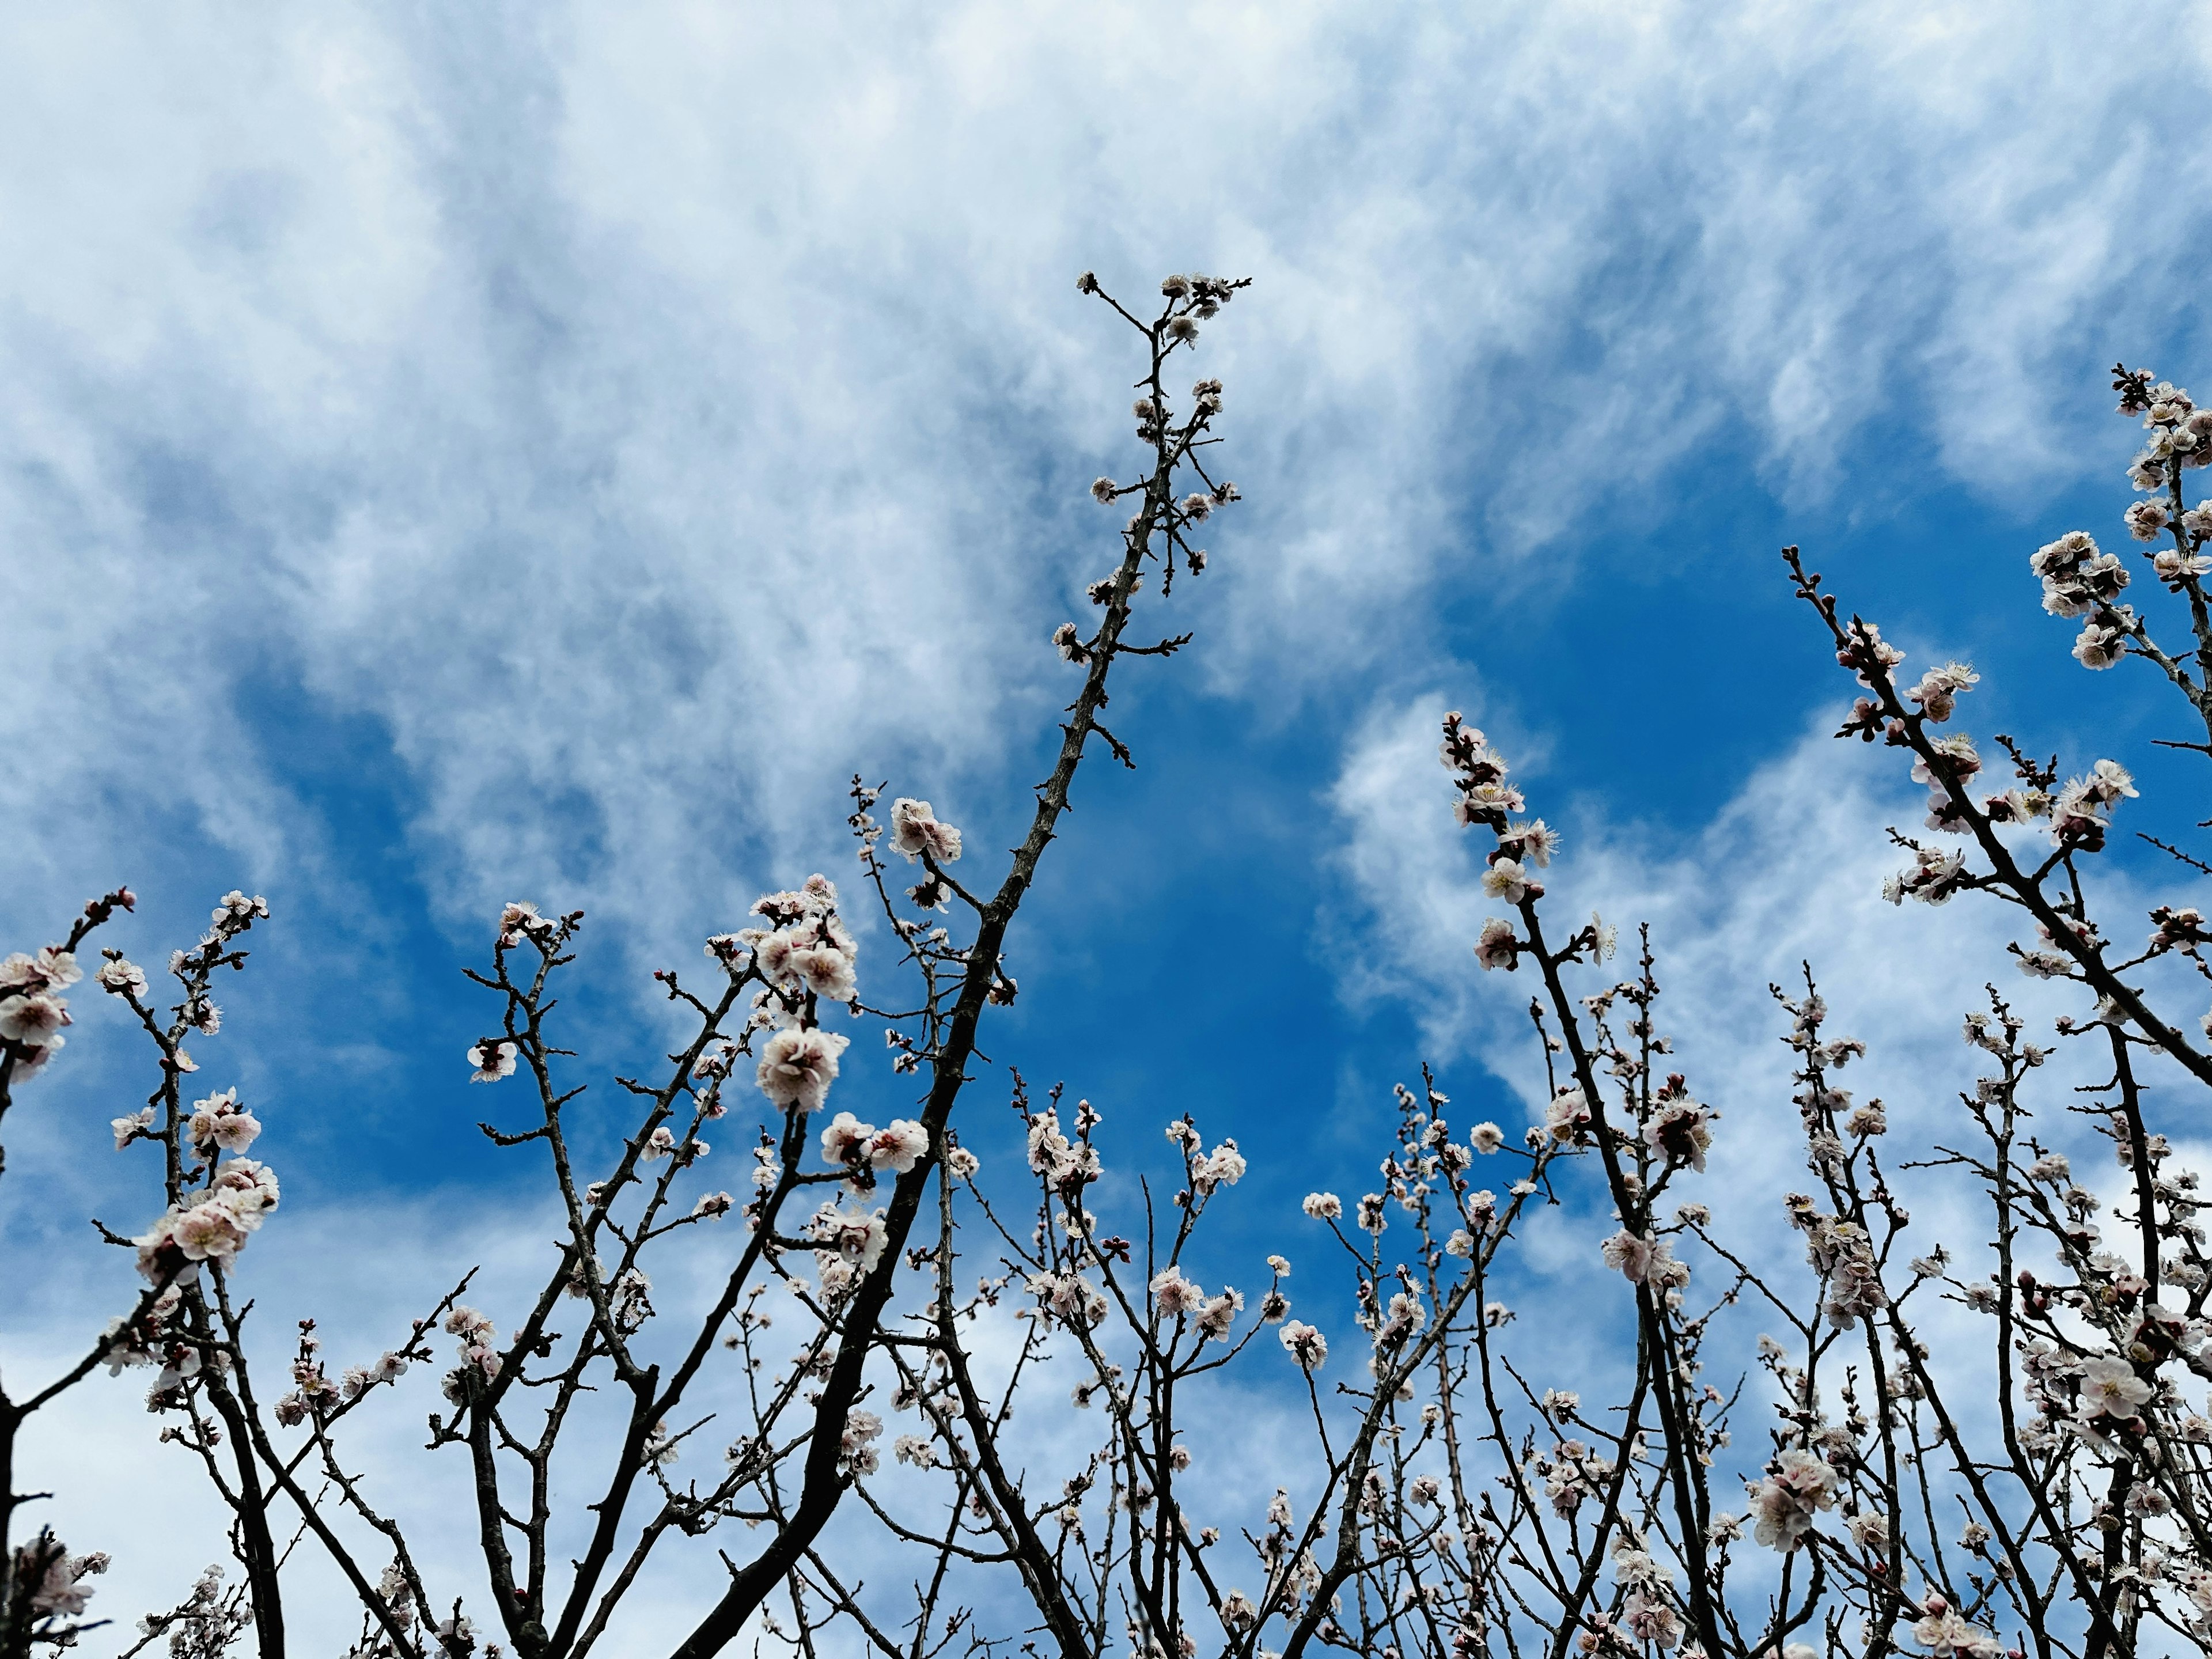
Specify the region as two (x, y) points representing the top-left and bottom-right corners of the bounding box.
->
(11, 1), (2212, 1641)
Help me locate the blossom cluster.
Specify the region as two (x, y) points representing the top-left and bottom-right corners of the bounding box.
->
(0, 942), (81, 1077)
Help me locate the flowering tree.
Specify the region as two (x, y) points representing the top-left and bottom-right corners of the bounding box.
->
(6, 291), (2212, 1659)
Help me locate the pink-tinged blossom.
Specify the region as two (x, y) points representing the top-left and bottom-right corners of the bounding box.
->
(1480, 858), (1533, 904)
(1280, 1321), (1328, 1370)
(1544, 1087), (1591, 1144)
(188, 1088), (262, 1156)
(839, 1410), (884, 1476)
(1194, 1289), (1243, 1342)
(95, 957), (147, 997)
(1150, 1266), (1203, 1319)
(1193, 1139), (1247, 1192)
(693, 1191), (733, 1219)
(2075, 1356), (2152, 1425)
(1469, 1122), (1505, 1154)
(135, 1162), (281, 1278)
(2153, 547), (2212, 586)
(169, 1203), (250, 1268)
(0, 992), (70, 1048)
(1028, 1270), (1107, 1329)
(1643, 1094), (1713, 1172)
(1, 946), (81, 992)
(1474, 918), (1520, 971)
(2073, 619), (2126, 669)
(1747, 1449), (1837, 1551)
(1027, 1111), (1100, 1191)
(1501, 819), (1560, 867)
(1910, 1594), (2000, 1658)
(889, 798), (963, 865)
(17, 1535), (106, 1617)
(893, 1434), (936, 1467)
(944, 1145), (980, 1179)
(1302, 1192), (1342, 1220)
(467, 1040), (517, 1083)
(1835, 620), (1906, 687)
(112, 1107), (155, 1150)
(809, 1203), (888, 1274)
(1601, 1230), (1681, 1285)
(2125, 498), (2171, 541)
(789, 945), (857, 1003)
(756, 1027), (851, 1113)
(210, 1159), (279, 1227)
(2031, 531), (2129, 619)
(1882, 846), (1968, 906)
(867, 1119), (929, 1175)
(820, 1111), (875, 1166)
(1906, 661), (1978, 721)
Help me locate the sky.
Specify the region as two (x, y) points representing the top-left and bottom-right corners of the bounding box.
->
(9, 1), (2212, 1647)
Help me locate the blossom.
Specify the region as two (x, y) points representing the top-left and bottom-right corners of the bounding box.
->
(2075, 1356), (2152, 1423)
(889, 798), (962, 865)
(756, 1026), (851, 1113)
(820, 1111), (875, 1165)
(809, 1203), (889, 1275)
(112, 1107), (155, 1150)
(16, 1534), (106, 1618)
(187, 1088), (262, 1156)
(467, 1040), (517, 1083)
(2153, 546), (2212, 585)
(2074, 619), (2126, 669)
(1882, 845), (1968, 906)
(1846, 1509), (1889, 1549)
(1544, 1087), (1590, 1144)
(1601, 1230), (1656, 1282)
(1480, 858), (1532, 903)
(0, 992), (70, 1048)
(1747, 1449), (1837, 1551)
(867, 1119), (929, 1175)
(1642, 1096), (1713, 1172)
(788, 945), (857, 1003)
(945, 1145), (980, 1179)
(1474, 918), (1520, 971)
(1195, 1289), (1243, 1342)
(1026, 1111), (1100, 1190)
(1280, 1320), (1328, 1370)
(1911, 1595), (2000, 1658)
(1, 946), (79, 992)
(1302, 1192), (1342, 1221)
(839, 1409), (884, 1476)
(1502, 819), (1560, 867)
(1150, 1265), (1203, 1319)
(1907, 661), (1978, 721)
(1194, 1139), (1247, 1191)
(96, 957), (147, 997)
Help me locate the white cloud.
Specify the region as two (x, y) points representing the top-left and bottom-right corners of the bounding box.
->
(7, 2), (2212, 961)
